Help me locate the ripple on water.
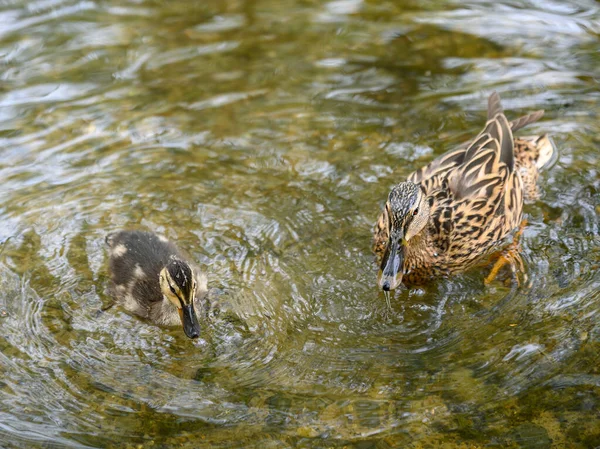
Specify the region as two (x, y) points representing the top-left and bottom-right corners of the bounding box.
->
(414, 2), (600, 51)
(0, 265), (91, 446)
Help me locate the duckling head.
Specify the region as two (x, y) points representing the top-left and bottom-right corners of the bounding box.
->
(378, 181), (431, 291)
(159, 258), (201, 339)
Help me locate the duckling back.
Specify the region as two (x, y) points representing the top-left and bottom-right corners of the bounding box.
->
(106, 230), (183, 319)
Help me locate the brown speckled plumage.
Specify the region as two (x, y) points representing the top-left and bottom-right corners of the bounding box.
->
(373, 92), (555, 289)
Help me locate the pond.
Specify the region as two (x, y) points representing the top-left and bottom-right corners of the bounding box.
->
(0, 0), (599, 447)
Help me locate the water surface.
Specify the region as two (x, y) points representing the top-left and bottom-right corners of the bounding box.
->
(1, 0), (599, 447)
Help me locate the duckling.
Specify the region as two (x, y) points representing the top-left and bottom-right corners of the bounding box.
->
(106, 230), (207, 339)
(373, 92), (555, 291)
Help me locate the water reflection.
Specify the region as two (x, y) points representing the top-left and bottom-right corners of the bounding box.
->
(0, 0), (599, 447)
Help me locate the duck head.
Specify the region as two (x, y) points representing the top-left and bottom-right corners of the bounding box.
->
(159, 258), (201, 339)
(378, 181), (431, 291)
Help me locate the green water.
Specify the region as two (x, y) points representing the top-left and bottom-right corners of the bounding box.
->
(0, 0), (599, 447)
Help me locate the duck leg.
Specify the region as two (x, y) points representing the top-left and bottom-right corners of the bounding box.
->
(484, 219), (528, 286)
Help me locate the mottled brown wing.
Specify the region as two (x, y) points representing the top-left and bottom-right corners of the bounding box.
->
(407, 148), (467, 184)
(440, 109), (521, 262)
(449, 111), (515, 200)
(425, 183), (455, 254)
(408, 92), (541, 185)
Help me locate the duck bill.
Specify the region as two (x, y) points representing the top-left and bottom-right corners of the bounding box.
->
(178, 304), (200, 339)
(378, 231), (405, 291)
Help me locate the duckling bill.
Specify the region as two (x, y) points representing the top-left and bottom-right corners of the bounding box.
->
(106, 230), (207, 339)
(373, 92), (555, 291)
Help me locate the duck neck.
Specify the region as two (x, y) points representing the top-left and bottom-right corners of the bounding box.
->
(404, 228), (435, 273)
(149, 296), (180, 327)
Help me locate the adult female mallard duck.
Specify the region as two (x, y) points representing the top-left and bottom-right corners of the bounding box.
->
(106, 230), (208, 339)
(373, 92), (555, 291)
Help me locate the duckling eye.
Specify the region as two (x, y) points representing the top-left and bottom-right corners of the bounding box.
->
(413, 208), (419, 216)
(169, 285), (177, 295)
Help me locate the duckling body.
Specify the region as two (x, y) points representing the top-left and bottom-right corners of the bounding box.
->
(373, 92), (555, 290)
(106, 230), (207, 338)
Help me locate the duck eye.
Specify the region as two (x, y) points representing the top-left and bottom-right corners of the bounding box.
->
(169, 285), (177, 295)
(413, 208), (419, 216)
